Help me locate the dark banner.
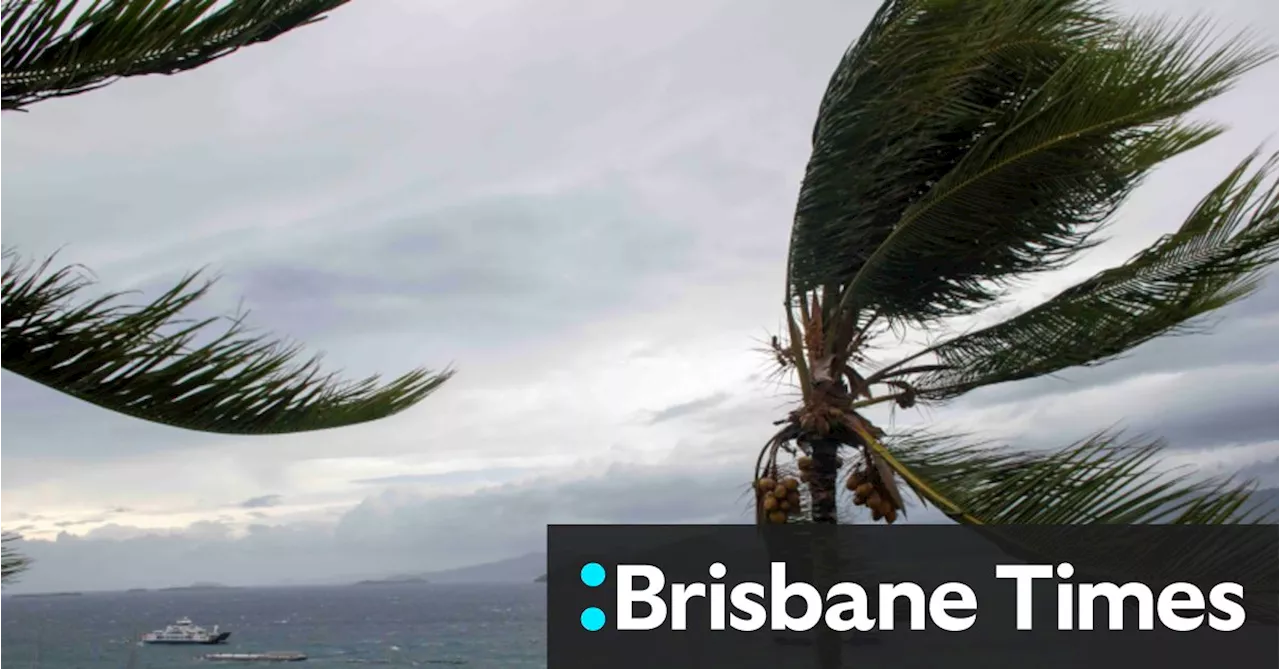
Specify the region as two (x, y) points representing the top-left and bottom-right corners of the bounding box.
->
(546, 524), (1277, 668)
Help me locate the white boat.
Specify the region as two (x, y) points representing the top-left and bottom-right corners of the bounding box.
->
(140, 618), (231, 645)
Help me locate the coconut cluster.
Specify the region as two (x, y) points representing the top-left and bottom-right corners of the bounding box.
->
(846, 465), (900, 524)
(794, 454), (842, 483)
(755, 475), (802, 524)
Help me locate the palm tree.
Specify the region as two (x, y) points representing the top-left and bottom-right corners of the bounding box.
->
(1, 0), (451, 582)
(747, 2), (1277, 662)
(753, 0), (1277, 553)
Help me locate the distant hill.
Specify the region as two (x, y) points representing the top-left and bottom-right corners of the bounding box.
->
(350, 552), (546, 586)
(354, 576), (429, 586)
(535, 573), (547, 583)
(418, 552), (545, 584)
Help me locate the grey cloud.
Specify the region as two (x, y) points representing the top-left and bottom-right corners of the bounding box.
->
(0, 380), (230, 461)
(349, 467), (534, 486)
(1, 0), (1276, 595)
(218, 184), (700, 341)
(52, 517), (109, 528)
(1, 451), (952, 594)
(6, 451), (1275, 594)
(239, 495), (284, 509)
(966, 362), (1277, 454)
(647, 392), (732, 424)
(2, 461), (758, 593)
(1131, 392), (1277, 451)
(1240, 460), (1280, 488)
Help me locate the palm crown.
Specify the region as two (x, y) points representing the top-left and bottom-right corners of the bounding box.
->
(753, 0), (1277, 533)
(1, 0), (447, 583)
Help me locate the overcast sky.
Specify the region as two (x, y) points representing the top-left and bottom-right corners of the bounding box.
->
(2, 0), (1276, 593)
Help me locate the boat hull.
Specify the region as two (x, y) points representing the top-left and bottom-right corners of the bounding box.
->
(142, 632), (231, 645)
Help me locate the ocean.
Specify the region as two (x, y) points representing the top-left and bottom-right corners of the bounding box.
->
(1, 584), (546, 669)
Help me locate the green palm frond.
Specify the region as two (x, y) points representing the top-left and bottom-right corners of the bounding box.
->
(880, 150), (1279, 400)
(1, 532), (32, 584)
(871, 430), (1277, 618)
(883, 430), (1274, 525)
(2, 0), (350, 111)
(2, 249), (452, 434)
(788, 0), (1272, 328)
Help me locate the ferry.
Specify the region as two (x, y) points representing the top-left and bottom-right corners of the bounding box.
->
(140, 618), (231, 645)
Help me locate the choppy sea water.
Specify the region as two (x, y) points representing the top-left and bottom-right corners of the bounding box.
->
(1, 584), (546, 669)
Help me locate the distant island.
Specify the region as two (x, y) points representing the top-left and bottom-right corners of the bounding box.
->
(535, 574), (547, 583)
(11, 591), (82, 599)
(158, 582), (233, 591)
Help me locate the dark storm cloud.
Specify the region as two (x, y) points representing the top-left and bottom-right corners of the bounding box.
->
(124, 177), (705, 359)
(647, 392), (732, 424)
(912, 356), (1278, 458)
(1130, 390), (1277, 450)
(239, 495), (284, 509)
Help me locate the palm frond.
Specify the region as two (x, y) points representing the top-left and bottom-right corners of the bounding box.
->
(788, 0), (1272, 328)
(893, 150), (1278, 400)
(1, 249), (452, 434)
(883, 430), (1274, 525)
(869, 429), (1277, 619)
(1, 532), (32, 584)
(2, 0), (350, 111)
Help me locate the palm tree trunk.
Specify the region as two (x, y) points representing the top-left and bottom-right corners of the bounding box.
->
(809, 438), (841, 524)
(806, 437), (843, 668)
